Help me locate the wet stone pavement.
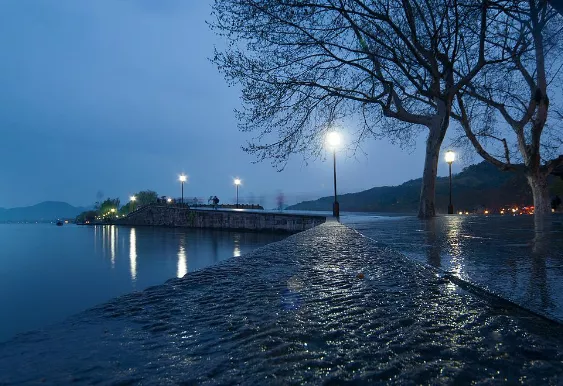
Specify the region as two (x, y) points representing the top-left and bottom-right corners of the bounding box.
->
(1, 222), (563, 384)
(341, 214), (563, 324)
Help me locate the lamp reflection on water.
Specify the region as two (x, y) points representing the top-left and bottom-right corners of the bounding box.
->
(102, 226), (106, 254)
(177, 237), (187, 278)
(233, 235), (241, 257)
(110, 225), (116, 268)
(130, 228), (137, 282)
(94, 226), (98, 253)
(445, 216), (464, 277)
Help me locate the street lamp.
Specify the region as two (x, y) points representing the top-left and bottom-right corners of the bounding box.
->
(130, 196), (136, 212)
(445, 150), (455, 214)
(234, 178), (241, 207)
(179, 174), (187, 205)
(326, 131), (341, 218)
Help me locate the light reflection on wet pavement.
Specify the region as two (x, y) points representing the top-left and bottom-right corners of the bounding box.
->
(1, 222), (563, 384)
(342, 214), (563, 323)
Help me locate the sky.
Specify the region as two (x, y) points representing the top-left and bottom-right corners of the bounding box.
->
(0, 0), (468, 209)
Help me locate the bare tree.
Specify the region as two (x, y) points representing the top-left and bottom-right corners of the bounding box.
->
(547, 0), (563, 15)
(454, 0), (563, 216)
(211, 0), (504, 218)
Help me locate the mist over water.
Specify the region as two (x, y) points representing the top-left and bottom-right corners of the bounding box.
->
(0, 224), (286, 342)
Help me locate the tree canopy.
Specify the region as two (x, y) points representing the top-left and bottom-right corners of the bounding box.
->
(134, 190), (158, 207)
(99, 198), (120, 215)
(454, 0), (563, 215)
(211, 0), (505, 217)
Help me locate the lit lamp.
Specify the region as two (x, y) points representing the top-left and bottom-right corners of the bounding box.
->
(234, 178), (241, 208)
(326, 131), (341, 218)
(130, 196), (136, 212)
(445, 150), (455, 215)
(179, 174), (187, 205)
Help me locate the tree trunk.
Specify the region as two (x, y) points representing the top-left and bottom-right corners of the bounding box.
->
(418, 128), (445, 219)
(527, 172), (551, 217)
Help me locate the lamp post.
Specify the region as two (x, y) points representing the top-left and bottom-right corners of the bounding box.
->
(130, 196), (136, 212)
(445, 150), (455, 214)
(326, 131), (341, 218)
(234, 178), (241, 208)
(179, 175), (187, 205)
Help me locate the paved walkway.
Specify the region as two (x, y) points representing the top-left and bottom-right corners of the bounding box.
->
(342, 214), (563, 324)
(1, 222), (563, 384)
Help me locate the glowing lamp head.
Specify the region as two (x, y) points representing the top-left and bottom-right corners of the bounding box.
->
(234, 178), (241, 186)
(326, 131), (341, 149)
(167, 198), (172, 203)
(179, 175), (187, 183)
(110, 208), (116, 213)
(445, 150), (455, 164)
(130, 196), (136, 202)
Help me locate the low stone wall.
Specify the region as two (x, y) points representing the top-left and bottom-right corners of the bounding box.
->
(115, 205), (325, 233)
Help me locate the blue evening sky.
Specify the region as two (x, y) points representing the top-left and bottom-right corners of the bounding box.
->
(0, 0), (466, 208)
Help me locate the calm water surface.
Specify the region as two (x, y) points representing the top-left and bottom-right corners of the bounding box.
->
(0, 224), (286, 342)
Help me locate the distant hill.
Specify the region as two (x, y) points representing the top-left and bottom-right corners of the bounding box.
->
(287, 162), (563, 214)
(0, 201), (87, 222)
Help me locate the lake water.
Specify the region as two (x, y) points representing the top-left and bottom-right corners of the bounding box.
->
(0, 224), (286, 342)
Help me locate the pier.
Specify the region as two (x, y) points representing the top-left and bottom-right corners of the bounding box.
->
(114, 203), (326, 233)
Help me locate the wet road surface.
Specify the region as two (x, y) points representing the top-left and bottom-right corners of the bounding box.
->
(342, 214), (563, 324)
